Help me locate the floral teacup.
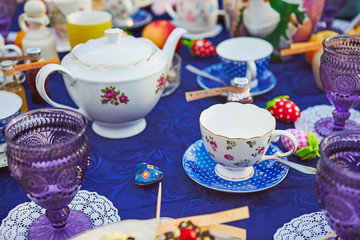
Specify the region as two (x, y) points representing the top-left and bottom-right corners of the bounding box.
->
(102, 0), (139, 26)
(166, 0), (219, 33)
(200, 102), (298, 181)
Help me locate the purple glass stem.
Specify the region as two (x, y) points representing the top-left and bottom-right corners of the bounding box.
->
(46, 207), (70, 229)
(332, 109), (350, 131)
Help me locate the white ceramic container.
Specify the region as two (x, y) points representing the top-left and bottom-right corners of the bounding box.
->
(166, 0), (219, 33)
(36, 28), (187, 139)
(200, 102), (298, 181)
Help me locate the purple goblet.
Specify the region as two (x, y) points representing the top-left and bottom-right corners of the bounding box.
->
(315, 35), (360, 137)
(317, 0), (348, 32)
(315, 130), (360, 239)
(2, 108), (92, 240)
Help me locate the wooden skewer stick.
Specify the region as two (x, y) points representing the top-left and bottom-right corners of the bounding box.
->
(157, 206), (249, 235)
(1, 58), (60, 76)
(0, 55), (41, 62)
(201, 224), (247, 239)
(320, 230), (336, 240)
(155, 182), (162, 236)
(185, 86), (248, 102)
(280, 42), (322, 56)
(290, 42), (322, 49)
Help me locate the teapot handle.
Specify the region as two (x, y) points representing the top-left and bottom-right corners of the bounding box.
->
(165, 0), (179, 20)
(18, 13), (28, 32)
(36, 64), (86, 117)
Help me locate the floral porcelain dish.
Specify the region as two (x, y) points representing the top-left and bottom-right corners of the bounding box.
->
(36, 28), (187, 139)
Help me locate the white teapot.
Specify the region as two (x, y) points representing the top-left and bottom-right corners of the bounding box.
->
(36, 28), (187, 139)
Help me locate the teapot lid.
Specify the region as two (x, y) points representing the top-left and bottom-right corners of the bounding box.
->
(71, 29), (156, 67)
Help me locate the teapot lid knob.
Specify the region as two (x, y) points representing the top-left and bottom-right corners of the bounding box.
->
(105, 28), (124, 43)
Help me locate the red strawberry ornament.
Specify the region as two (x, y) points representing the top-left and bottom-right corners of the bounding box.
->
(183, 39), (216, 57)
(266, 95), (300, 122)
(281, 129), (320, 160)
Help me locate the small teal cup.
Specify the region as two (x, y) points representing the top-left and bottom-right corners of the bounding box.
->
(216, 37), (273, 89)
(0, 91), (22, 144)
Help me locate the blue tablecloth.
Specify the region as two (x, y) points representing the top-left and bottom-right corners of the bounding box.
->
(1, 3), (358, 240)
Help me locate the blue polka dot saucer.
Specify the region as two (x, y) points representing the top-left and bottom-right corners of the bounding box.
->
(196, 63), (277, 97)
(182, 139), (289, 193)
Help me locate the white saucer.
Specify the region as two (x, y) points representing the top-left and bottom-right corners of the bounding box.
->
(171, 21), (223, 39)
(196, 63), (277, 97)
(183, 139), (289, 193)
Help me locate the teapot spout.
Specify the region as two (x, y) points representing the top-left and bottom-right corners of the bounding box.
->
(162, 28), (187, 74)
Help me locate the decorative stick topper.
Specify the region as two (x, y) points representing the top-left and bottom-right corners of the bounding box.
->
(1, 57), (60, 76)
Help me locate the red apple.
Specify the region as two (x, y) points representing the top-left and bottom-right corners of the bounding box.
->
(142, 20), (182, 52)
(291, 18), (313, 43)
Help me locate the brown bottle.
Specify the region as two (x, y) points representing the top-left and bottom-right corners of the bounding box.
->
(26, 48), (51, 105)
(1, 60), (28, 113)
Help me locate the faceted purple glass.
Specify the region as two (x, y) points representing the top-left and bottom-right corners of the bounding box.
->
(315, 130), (360, 240)
(2, 108), (92, 240)
(317, 0), (348, 32)
(315, 35), (360, 137)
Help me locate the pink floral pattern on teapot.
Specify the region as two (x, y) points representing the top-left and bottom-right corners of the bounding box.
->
(155, 74), (165, 94)
(100, 86), (129, 105)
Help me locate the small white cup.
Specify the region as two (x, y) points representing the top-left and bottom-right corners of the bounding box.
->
(200, 102), (297, 181)
(0, 91), (22, 145)
(216, 37), (273, 88)
(102, 0), (139, 26)
(166, 0), (219, 33)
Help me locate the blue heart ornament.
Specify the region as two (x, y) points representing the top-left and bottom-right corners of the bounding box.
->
(134, 162), (164, 185)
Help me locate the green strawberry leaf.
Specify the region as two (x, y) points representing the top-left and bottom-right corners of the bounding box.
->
(182, 39), (195, 48)
(265, 95), (289, 109)
(296, 131), (321, 160)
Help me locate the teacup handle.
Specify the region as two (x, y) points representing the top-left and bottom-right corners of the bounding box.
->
(246, 60), (258, 88)
(36, 64), (87, 117)
(246, 60), (257, 80)
(165, 0), (179, 21)
(123, 0), (138, 16)
(1, 44), (23, 64)
(260, 130), (298, 162)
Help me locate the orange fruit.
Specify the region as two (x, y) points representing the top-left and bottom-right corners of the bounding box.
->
(305, 30), (338, 65)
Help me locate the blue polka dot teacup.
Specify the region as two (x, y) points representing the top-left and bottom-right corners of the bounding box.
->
(0, 91), (22, 145)
(216, 37), (273, 89)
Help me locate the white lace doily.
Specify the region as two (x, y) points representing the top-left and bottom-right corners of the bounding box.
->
(273, 211), (334, 240)
(0, 190), (120, 240)
(294, 105), (360, 140)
